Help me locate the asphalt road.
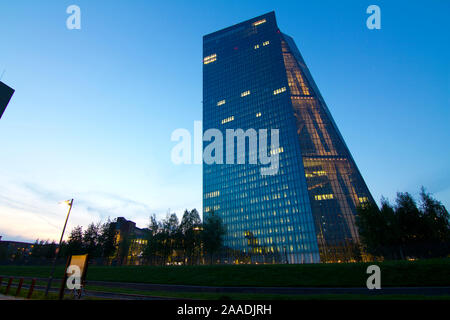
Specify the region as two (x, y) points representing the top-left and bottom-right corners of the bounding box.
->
(1, 275), (449, 299)
(83, 280), (450, 296)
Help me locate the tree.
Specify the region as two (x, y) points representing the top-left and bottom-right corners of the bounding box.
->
(142, 214), (159, 265)
(202, 211), (226, 264)
(395, 192), (424, 245)
(180, 209), (202, 234)
(44, 241), (57, 260)
(83, 223), (100, 259)
(163, 213), (180, 236)
(67, 226), (84, 255)
(149, 214), (160, 235)
(356, 188), (450, 260)
(161, 213), (181, 264)
(0, 244), (8, 261)
(31, 240), (45, 258)
(98, 219), (117, 260)
(420, 187), (450, 243)
(356, 198), (403, 258)
(30, 240), (57, 260)
(180, 209), (202, 264)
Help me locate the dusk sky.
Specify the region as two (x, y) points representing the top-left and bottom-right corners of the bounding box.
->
(0, 0), (449, 243)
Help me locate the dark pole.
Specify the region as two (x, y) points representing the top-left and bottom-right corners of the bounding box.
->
(45, 199), (73, 297)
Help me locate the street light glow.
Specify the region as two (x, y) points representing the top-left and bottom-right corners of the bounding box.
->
(58, 199), (73, 207)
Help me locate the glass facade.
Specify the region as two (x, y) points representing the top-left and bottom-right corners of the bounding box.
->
(203, 12), (374, 263)
(0, 81), (15, 120)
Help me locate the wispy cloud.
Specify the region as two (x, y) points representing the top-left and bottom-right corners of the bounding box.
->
(0, 179), (167, 242)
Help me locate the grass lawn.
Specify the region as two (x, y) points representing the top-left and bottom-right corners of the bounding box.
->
(0, 258), (449, 288)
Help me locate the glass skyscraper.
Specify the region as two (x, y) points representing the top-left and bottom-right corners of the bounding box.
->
(203, 12), (374, 263)
(0, 81), (15, 120)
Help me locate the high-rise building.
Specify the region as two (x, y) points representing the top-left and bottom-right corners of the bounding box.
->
(203, 12), (374, 263)
(0, 81), (15, 120)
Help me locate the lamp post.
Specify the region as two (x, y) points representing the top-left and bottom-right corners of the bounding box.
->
(45, 199), (74, 297)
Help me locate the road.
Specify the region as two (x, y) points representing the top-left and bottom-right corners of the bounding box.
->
(1, 275), (449, 299)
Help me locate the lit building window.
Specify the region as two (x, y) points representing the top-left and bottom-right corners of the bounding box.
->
(241, 90), (251, 97)
(305, 170), (327, 178)
(359, 196), (369, 203)
(203, 53), (217, 65)
(254, 44), (260, 50)
(217, 99), (226, 106)
(253, 19), (266, 26)
(256, 112), (262, 117)
(270, 147), (284, 155)
(205, 191), (220, 199)
(221, 116), (235, 124)
(263, 41), (270, 46)
(314, 194), (334, 201)
(273, 87), (286, 95)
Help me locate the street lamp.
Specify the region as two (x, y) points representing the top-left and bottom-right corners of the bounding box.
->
(44, 199), (74, 297)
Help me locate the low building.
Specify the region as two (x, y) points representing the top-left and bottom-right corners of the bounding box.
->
(114, 217), (149, 265)
(0, 238), (34, 262)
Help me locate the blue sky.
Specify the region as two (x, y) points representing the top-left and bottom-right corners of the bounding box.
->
(0, 0), (449, 242)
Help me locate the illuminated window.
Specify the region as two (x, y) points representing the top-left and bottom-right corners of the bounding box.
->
(359, 197), (369, 203)
(273, 87), (286, 95)
(203, 53), (217, 65)
(217, 99), (226, 106)
(205, 191), (220, 199)
(254, 44), (260, 50)
(305, 170), (327, 178)
(263, 41), (270, 46)
(314, 194), (334, 201)
(256, 112), (262, 117)
(241, 90), (251, 97)
(221, 116), (235, 124)
(270, 147), (284, 155)
(253, 19), (266, 26)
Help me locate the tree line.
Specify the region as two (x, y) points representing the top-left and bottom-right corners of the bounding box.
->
(28, 218), (117, 263)
(25, 209), (226, 265)
(356, 188), (450, 260)
(140, 209), (227, 265)
(2, 187), (448, 265)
